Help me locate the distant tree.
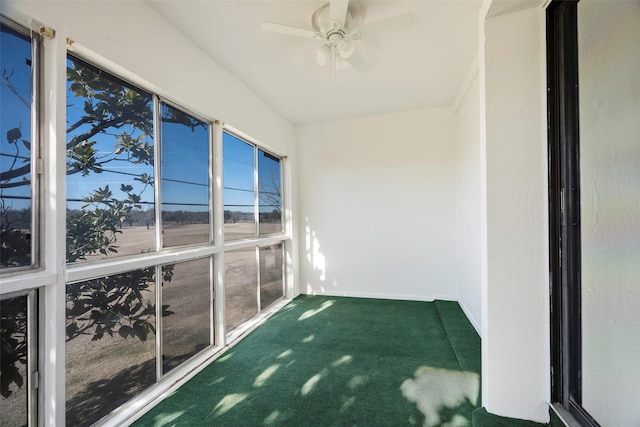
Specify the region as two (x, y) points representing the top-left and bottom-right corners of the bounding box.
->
(259, 171), (281, 213)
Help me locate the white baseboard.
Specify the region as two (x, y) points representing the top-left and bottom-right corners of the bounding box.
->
(301, 289), (458, 303)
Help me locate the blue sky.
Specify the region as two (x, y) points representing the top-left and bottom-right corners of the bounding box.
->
(161, 103), (209, 212)
(0, 24), (32, 210)
(223, 132), (282, 214)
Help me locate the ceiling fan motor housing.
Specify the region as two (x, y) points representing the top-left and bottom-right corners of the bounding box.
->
(311, 1), (363, 50)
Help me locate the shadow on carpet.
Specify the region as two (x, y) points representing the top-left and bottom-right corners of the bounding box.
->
(134, 295), (481, 426)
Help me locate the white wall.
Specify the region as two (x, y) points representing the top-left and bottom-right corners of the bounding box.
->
(454, 69), (482, 333)
(578, 1), (640, 425)
(481, 4), (550, 422)
(297, 108), (457, 302)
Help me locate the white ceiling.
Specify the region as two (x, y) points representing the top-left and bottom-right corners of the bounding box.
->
(149, 0), (482, 125)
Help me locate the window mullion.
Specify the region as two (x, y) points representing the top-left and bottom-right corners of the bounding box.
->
(213, 121), (225, 345)
(153, 96), (163, 251)
(254, 145), (259, 237)
(31, 30), (42, 271)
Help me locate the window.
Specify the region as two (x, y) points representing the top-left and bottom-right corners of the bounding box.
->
(161, 258), (212, 374)
(225, 247), (259, 331)
(259, 243), (284, 310)
(0, 18), (41, 427)
(64, 56), (218, 425)
(225, 243), (285, 334)
(222, 130), (285, 334)
(160, 102), (210, 247)
(223, 131), (283, 240)
(0, 290), (37, 427)
(258, 150), (282, 235)
(66, 56), (155, 263)
(0, 21), (39, 270)
(66, 271), (157, 425)
(223, 133), (255, 241)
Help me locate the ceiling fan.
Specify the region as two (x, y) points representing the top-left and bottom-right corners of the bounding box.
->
(260, 0), (412, 83)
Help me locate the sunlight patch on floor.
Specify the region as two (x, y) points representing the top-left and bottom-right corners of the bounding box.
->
(208, 376), (225, 386)
(331, 355), (353, 367)
(216, 352), (234, 363)
(277, 349), (293, 358)
(301, 368), (329, 396)
(297, 300), (334, 321)
(151, 410), (185, 426)
(253, 364), (280, 387)
(340, 396), (356, 413)
(400, 367), (479, 427)
(348, 375), (368, 390)
(212, 393), (248, 417)
(263, 409), (281, 425)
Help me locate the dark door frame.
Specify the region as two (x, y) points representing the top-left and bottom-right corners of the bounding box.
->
(546, 1), (598, 425)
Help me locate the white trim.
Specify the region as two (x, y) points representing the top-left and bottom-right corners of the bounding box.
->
(41, 24), (68, 427)
(66, 245), (224, 283)
(213, 122), (227, 346)
(0, 271), (57, 294)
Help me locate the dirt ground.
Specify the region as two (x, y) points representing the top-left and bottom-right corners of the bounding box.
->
(65, 223), (284, 426)
(71, 222), (283, 260)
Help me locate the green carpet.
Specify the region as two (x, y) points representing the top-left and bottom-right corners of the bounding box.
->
(472, 407), (549, 427)
(134, 295), (481, 426)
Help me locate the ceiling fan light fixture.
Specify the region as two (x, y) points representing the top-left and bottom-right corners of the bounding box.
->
(337, 38), (355, 58)
(314, 46), (350, 70)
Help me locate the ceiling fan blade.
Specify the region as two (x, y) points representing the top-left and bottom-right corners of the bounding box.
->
(346, 50), (371, 73)
(330, 0), (350, 29)
(260, 21), (320, 39)
(358, 13), (415, 38)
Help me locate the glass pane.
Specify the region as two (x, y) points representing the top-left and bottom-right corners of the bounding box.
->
(66, 269), (156, 426)
(223, 132), (255, 240)
(1, 24), (33, 269)
(578, 1), (640, 425)
(225, 246), (258, 332)
(66, 57), (155, 263)
(162, 259), (211, 374)
(259, 243), (283, 310)
(258, 149), (282, 235)
(160, 103), (210, 247)
(0, 295), (28, 427)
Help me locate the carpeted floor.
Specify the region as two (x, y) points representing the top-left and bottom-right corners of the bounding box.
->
(472, 407), (549, 427)
(134, 295), (482, 426)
